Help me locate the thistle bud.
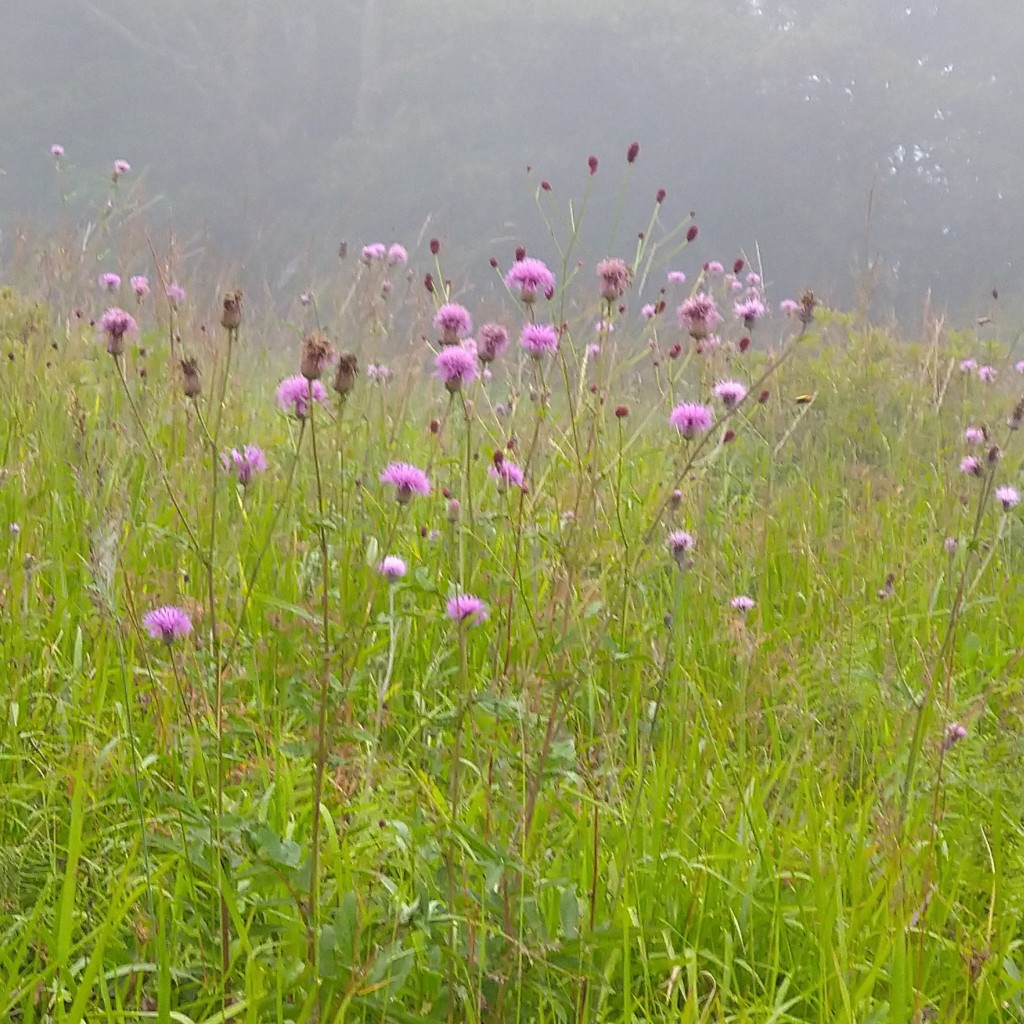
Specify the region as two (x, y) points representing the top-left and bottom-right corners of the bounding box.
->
(332, 352), (358, 397)
(220, 290), (243, 330)
(301, 331), (333, 381)
(181, 357), (201, 399)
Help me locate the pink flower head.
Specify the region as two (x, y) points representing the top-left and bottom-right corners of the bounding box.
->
(489, 459), (525, 491)
(99, 272), (121, 291)
(959, 455), (982, 477)
(677, 293), (723, 340)
(944, 536), (958, 555)
(1015, 360), (1024, 374)
(221, 445), (267, 486)
(435, 345), (478, 392)
(669, 402), (713, 439)
(996, 485), (1020, 510)
(978, 365), (997, 382)
(478, 323), (509, 363)
(276, 375), (326, 418)
(378, 555), (407, 582)
(98, 307), (137, 355)
(667, 530), (695, 567)
(730, 595), (755, 613)
(387, 243), (408, 265)
(434, 303), (472, 343)
(446, 593), (487, 625)
(50, 144), (64, 158)
(130, 275), (150, 298)
(713, 379), (748, 409)
(959, 358), (978, 373)
(706, 261), (724, 274)
(586, 343), (601, 358)
(505, 257), (555, 304)
(942, 722), (968, 751)
(142, 605), (192, 644)
(380, 462), (431, 503)
(367, 363), (391, 383)
(113, 159), (131, 178)
(779, 299), (801, 316)
(166, 283), (186, 305)
(596, 257), (632, 301)
(641, 303), (657, 321)
(361, 243), (386, 263)
(520, 323), (559, 358)
(964, 426), (985, 445)
(667, 271), (687, 285)
(747, 273), (762, 286)
(734, 296), (766, 326)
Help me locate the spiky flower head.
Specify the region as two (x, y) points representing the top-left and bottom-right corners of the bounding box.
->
(942, 722), (968, 751)
(50, 144), (64, 158)
(489, 459), (525, 491)
(433, 303), (472, 344)
(142, 605), (192, 644)
(378, 555), (407, 582)
(435, 345), (478, 392)
(667, 530), (695, 569)
(380, 462), (431, 503)
(520, 323), (559, 358)
(367, 363), (391, 384)
(669, 402), (713, 439)
(99, 272), (121, 291)
(730, 595), (755, 613)
(596, 258), (632, 301)
(734, 296), (766, 327)
(387, 243), (408, 265)
(959, 358), (978, 373)
(964, 426), (986, 446)
(361, 243), (386, 263)
(300, 331), (334, 381)
(276, 375), (326, 418)
(505, 257), (555, 304)
(166, 283), (186, 305)
(130, 275), (150, 299)
(478, 323), (509, 364)
(98, 307), (137, 356)
(996, 485), (1020, 510)
(713, 379), (748, 409)
(222, 445), (267, 487)
(978, 365), (997, 382)
(446, 593), (488, 625)
(677, 293), (723, 340)
(112, 159), (131, 179)
(959, 455), (982, 477)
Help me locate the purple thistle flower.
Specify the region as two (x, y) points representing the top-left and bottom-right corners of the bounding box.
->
(713, 379), (748, 409)
(964, 426), (985, 446)
(677, 293), (723, 340)
(113, 159), (131, 178)
(667, 271), (687, 285)
(944, 536), (958, 555)
(1016, 360), (1024, 374)
(730, 595), (756, 613)
(446, 593), (488, 625)
(978, 365), (997, 382)
(941, 722), (968, 751)
(380, 462), (431, 503)
(98, 307), (138, 356)
(378, 555), (407, 582)
(596, 257), (632, 301)
(361, 242), (386, 263)
(221, 445), (267, 487)
(505, 257), (555, 304)
(99, 272), (121, 292)
(667, 530), (695, 568)
(959, 358), (978, 373)
(586, 343), (601, 358)
(669, 402), (713, 439)
(367, 363), (391, 383)
(387, 243), (408, 265)
(641, 303), (657, 321)
(478, 323), (509, 364)
(276, 375), (326, 418)
(996, 485), (1020, 510)
(166, 283), (186, 305)
(142, 605), (192, 644)
(779, 299), (800, 316)
(435, 345), (478, 392)
(130, 275), (150, 298)
(520, 323), (559, 358)
(960, 455), (982, 477)
(734, 296), (766, 326)
(706, 261), (724, 274)
(747, 272), (762, 286)
(434, 303), (472, 343)
(50, 144), (64, 158)
(489, 460), (525, 491)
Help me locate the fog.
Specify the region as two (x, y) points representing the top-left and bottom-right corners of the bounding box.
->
(2, 0), (1022, 321)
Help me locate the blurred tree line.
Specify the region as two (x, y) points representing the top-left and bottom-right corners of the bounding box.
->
(1, 0), (1021, 319)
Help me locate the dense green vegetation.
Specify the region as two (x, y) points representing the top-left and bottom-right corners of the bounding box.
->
(3, 168), (1024, 1022)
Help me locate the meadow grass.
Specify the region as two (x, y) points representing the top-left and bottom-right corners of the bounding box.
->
(2, 159), (1024, 1023)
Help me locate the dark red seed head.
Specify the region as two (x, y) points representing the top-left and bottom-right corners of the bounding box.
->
(424, 273), (434, 293)
(738, 336), (751, 352)
(489, 257), (498, 268)
(615, 405), (629, 418)
(429, 238), (441, 255)
(541, 180), (551, 192)
(588, 155), (598, 175)
(515, 246), (526, 262)
(733, 258), (745, 274)
(758, 389), (770, 404)
(627, 141), (640, 164)
(656, 188), (666, 204)
(723, 429), (736, 443)
(686, 225), (699, 242)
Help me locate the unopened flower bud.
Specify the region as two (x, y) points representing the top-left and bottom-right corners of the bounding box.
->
(301, 331), (333, 381)
(181, 357), (201, 399)
(220, 289), (243, 330)
(332, 352), (358, 396)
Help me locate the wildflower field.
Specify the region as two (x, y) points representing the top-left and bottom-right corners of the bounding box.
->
(3, 148), (1024, 1023)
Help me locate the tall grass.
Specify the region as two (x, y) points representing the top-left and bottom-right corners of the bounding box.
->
(1, 151), (1024, 1023)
